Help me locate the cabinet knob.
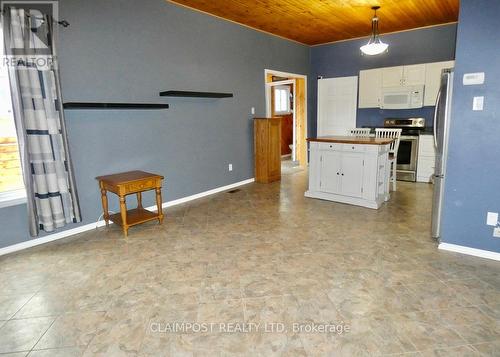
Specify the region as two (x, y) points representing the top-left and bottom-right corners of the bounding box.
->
(341, 173), (344, 176)
(337, 172), (340, 175)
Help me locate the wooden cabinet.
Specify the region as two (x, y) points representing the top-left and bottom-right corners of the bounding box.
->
(417, 134), (436, 183)
(306, 140), (391, 209)
(424, 60), (455, 106)
(254, 117), (281, 183)
(358, 69), (382, 108)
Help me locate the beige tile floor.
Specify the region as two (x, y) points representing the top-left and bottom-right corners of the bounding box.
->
(0, 170), (499, 356)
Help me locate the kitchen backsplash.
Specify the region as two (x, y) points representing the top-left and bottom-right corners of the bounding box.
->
(356, 106), (436, 128)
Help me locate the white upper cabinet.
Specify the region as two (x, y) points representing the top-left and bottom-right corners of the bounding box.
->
(358, 60), (455, 108)
(382, 66), (404, 87)
(358, 68), (382, 108)
(424, 60), (455, 106)
(382, 64), (425, 87)
(403, 64), (426, 86)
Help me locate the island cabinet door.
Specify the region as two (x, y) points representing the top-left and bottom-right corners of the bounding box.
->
(319, 151), (342, 194)
(339, 153), (364, 198)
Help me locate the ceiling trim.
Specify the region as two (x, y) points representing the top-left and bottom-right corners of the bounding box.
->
(167, 0), (307, 46)
(311, 21), (458, 47)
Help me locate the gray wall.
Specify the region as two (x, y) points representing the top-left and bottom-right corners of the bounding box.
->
(309, 24), (457, 135)
(0, 0), (309, 248)
(440, 0), (500, 253)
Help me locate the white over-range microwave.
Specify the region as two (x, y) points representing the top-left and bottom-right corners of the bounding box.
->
(380, 85), (424, 109)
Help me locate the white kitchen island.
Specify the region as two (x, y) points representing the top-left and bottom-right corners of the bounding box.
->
(305, 136), (394, 209)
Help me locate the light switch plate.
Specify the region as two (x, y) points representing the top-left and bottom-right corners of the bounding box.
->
(251, 107), (255, 115)
(494, 227), (500, 238)
(473, 96), (484, 111)
(487, 212), (498, 226)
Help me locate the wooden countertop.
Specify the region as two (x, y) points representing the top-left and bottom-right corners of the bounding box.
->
(307, 136), (394, 145)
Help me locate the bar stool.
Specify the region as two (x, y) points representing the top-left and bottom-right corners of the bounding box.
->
(348, 128), (372, 137)
(375, 128), (402, 191)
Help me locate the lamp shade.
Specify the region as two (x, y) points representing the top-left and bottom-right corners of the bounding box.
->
(360, 41), (389, 56)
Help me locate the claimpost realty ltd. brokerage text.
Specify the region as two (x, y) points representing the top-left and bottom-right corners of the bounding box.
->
(150, 321), (351, 334)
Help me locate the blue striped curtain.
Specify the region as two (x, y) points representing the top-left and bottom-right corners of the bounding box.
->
(3, 7), (81, 236)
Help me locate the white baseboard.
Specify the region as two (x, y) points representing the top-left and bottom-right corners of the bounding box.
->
(157, 178), (254, 210)
(438, 243), (500, 261)
(0, 178), (255, 257)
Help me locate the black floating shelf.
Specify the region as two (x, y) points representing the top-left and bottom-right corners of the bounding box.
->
(159, 90), (233, 98)
(63, 102), (169, 109)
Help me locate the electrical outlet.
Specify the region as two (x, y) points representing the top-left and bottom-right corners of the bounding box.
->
(494, 227), (500, 238)
(473, 96), (484, 111)
(228, 164), (233, 172)
(487, 212), (498, 226)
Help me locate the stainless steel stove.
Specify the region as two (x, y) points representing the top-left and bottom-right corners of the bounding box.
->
(384, 117), (426, 182)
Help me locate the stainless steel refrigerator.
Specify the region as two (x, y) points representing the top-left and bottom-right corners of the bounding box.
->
(431, 69), (454, 239)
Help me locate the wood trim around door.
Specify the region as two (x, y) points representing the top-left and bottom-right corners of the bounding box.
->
(264, 70), (308, 167)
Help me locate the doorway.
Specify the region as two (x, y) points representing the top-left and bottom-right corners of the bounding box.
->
(264, 69), (308, 173)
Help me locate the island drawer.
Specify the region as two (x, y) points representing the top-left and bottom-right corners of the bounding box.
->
(342, 144), (366, 152)
(318, 142), (342, 151)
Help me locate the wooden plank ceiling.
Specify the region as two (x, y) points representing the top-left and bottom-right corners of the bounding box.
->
(167, 0), (459, 45)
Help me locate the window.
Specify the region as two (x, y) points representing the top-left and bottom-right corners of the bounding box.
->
(274, 86), (291, 114)
(0, 26), (26, 207)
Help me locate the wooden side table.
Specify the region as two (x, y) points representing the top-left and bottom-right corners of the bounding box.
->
(96, 170), (164, 236)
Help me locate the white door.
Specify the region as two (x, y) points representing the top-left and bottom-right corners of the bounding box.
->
(340, 153), (364, 198)
(319, 150), (341, 194)
(358, 69), (382, 108)
(403, 64), (426, 86)
(317, 77), (358, 136)
(382, 66), (404, 87)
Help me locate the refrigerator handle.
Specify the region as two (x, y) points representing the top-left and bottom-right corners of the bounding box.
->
(433, 88), (442, 148)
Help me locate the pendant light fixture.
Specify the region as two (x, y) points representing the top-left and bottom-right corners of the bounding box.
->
(360, 6), (389, 56)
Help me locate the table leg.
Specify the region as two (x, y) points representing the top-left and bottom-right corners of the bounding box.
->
(136, 192), (143, 210)
(100, 188), (109, 226)
(119, 195), (128, 236)
(156, 187), (164, 224)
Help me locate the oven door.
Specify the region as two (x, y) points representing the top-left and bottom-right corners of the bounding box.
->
(396, 135), (419, 181)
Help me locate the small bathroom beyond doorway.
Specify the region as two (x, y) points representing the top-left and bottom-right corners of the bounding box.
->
(265, 69), (308, 175)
